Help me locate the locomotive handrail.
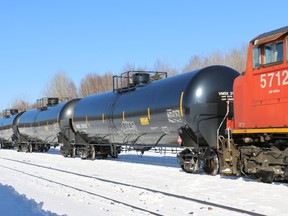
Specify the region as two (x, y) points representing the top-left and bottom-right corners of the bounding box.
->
(217, 101), (230, 151)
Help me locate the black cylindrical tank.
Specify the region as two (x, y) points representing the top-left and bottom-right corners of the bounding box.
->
(72, 66), (239, 148)
(0, 111), (23, 141)
(18, 99), (79, 143)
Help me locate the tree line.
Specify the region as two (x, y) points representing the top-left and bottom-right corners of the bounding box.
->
(10, 44), (247, 111)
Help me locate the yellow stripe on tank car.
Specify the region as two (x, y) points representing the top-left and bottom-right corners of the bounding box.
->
(122, 111), (125, 121)
(180, 91), (184, 117)
(71, 113), (75, 128)
(148, 107), (151, 120)
(45, 121), (49, 131)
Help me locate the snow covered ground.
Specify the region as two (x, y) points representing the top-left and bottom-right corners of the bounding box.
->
(0, 147), (287, 216)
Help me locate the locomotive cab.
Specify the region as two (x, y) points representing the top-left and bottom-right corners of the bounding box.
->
(234, 26), (288, 129)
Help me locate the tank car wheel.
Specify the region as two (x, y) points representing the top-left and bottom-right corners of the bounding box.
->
(60, 145), (69, 157)
(45, 146), (50, 152)
(22, 144), (31, 153)
(180, 163), (198, 173)
(89, 145), (95, 160)
(101, 154), (109, 159)
(203, 150), (219, 176)
(110, 145), (119, 158)
(180, 157), (199, 173)
(29, 143), (33, 153)
(177, 149), (200, 173)
(70, 146), (76, 158)
(254, 171), (275, 183)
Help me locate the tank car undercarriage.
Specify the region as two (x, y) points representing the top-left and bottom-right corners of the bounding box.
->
(178, 133), (288, 183)
(0, 139), (14, 149)
(15, 142), (51, 153)
(177, 148), (220, 176)
(59, 132), (121, 160)
(60, 143), (121, 160)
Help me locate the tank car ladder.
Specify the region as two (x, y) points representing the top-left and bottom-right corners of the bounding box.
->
(107, 95), (120, 158)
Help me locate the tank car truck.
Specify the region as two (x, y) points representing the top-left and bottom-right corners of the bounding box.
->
(15, 97), (79, 152)
(0, 109), (23, 149)
(210, 26), (288, 183)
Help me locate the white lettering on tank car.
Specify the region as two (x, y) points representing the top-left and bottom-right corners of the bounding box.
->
(121, 121), (140, 135)
(166, 109), (182, 123)
(218, 92), (234, 101)
(150, 126), (159, 131)
(75, 124), (88, 129)
(161, 126), (171, 134)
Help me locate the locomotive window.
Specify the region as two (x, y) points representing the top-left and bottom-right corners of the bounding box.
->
(287, 38), (288, 61)
(253, 46), (260, 68)
(276, 42), (283, 62)
(264, 42), (283, 64)
(264, 44), (273, 64)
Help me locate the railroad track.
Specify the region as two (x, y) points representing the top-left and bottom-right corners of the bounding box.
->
(0, 156), (265, 216)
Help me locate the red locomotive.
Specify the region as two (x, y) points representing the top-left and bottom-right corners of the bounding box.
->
(221, 26), (288, 182)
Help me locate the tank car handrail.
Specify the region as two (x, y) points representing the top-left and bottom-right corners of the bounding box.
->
(112, 70), (167, 93)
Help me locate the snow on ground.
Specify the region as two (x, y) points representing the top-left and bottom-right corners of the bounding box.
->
(0, 183), (59, 216)
(0, 147), (287, 216)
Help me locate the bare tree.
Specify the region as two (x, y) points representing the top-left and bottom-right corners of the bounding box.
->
(43, 71), (77, 99)
(154, 59), (179, 76)
(182, 55), (204, 72)
(183, 45), (247, 73)
(101, 72), (113, 92)
(79, 72), (113, 97)
(121, 62), (148, 72)
(11, 98), (31, 111)
(225, 44), (247, 72)
(79, 73), (100, 97)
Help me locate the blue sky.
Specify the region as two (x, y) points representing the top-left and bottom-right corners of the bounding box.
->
(0, 0), (287, 110)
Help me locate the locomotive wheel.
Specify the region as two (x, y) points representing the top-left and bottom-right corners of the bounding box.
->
(203, 150), (219, 176)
